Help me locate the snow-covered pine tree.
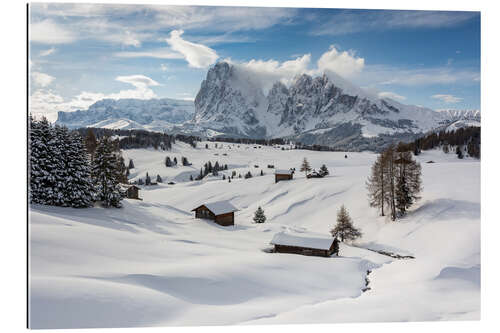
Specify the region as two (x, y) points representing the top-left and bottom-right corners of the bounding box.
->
(92, 137), (123, 208)
(29, 117), (61, 205)
(64, 131), (94, 208)
(330, 205), (362, 242)
(253, 206), (266, 223)
(319, 164), (329, 176)
(300, 157), (311, 177)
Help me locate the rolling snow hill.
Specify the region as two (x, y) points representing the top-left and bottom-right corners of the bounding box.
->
(29, 142), (480, 328)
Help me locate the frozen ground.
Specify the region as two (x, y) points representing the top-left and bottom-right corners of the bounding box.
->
(29, 142), (480, 328)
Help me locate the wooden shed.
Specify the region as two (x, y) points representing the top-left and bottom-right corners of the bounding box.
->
(191, 200), (239, 226)
(270, 232), (338, 257)
(119, 184), (141, 200)
(275, 169), (293, 183)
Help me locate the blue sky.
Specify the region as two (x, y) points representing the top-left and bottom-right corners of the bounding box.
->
(29, 3), (480, 121)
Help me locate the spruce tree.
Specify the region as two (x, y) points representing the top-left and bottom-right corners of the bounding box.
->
(330, 205), (362, 242)
(128, 159), (135, 169)
(319, 164), (329, 176)
(145, 172), (151, 185)
(64, 131), (94, 207)
(300, 157), (311, 177)
(253, 206), (267, 223)
(165, 156), (173, 167)
(92, 137), (123, 208)
(156, 174), (162, 183)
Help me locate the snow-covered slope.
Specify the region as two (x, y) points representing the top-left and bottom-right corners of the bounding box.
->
(56, 98), (195, 131)
(29, 142), (480, 328)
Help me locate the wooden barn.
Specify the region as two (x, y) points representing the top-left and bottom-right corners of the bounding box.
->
(270, 232), (339, 257)
(191, 200), (239, 226)
(275, 169), (293, 183)
(119, 184), (141, 200)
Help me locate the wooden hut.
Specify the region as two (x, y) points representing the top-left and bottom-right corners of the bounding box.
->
(270, 232), (338, 257)
(275, 169), (293, 183)
(191, 200), (239, 226)
(119, 184), (141, 200)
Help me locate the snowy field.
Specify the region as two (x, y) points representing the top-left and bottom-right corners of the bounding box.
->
(29, 142), (480, 328)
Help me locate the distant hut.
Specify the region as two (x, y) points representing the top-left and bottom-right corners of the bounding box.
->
(119, 184), (141, 200)
(191, 200), (239, 226)
(275, 169), (293, 183)
(270, 232), (337, 257)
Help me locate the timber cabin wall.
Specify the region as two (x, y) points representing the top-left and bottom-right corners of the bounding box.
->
(274, 244), (332, 257)
(215, 212), (234, 226)
(127, 187), (139, 199)
(194, 206), (215, 220)
(275, 174), (293, 183)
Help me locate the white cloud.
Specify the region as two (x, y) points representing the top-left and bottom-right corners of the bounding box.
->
(431, 94), (463, 103)
(160, 64), (168, 72)
(316, 46), (365, 79)
(31, 71), (55, 87)
(115, 75), (160, 89)
(39, 47), (56, 57)
(227, 54), (312, 93)
(30, 19), (76, 44)
(378, 91), (407, 101)
(30, 75), (161, 121)
(114, 48), (183, 59)
(166, 30), (218, 69)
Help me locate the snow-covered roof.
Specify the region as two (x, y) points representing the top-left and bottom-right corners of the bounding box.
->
(275, 169), (293, 175)
(192, 200), (239, 215)
(270, 232), (334, 250)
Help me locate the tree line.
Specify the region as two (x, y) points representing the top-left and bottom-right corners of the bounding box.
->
(397, 126), (480, 159)
(30, 117), (126, 208)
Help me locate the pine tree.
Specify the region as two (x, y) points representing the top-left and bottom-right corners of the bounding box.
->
(138, 178), (144, 185)
(260, 170), (264, 176)
(128, 159), (135, 169)
(253, 206), (266, 223)
(92, 137), (123, 208)
(228, 177), (231, 183)
(319, 164), (329, 176)
(29, 117), (61, 205)
(190, 175), (194, 181)
(145, 172), (151, 185)
(173, 157), (178, 165)
(394, 150), (422, 217)
(165, 156), (173, 167)
(330, 205), (362, 242)
(222, 174), (226, 180)
(300, 157), (311, 177)
(64, 131), (94, 207)
(456, 146), (464, 159)
(156, 174), (162, 183)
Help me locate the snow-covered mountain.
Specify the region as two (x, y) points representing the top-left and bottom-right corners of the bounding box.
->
(435, 109), (481, 132)
(55, 62), (480, 150)
(192, 62), (480, 149)
(56, 98), (195, 131)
